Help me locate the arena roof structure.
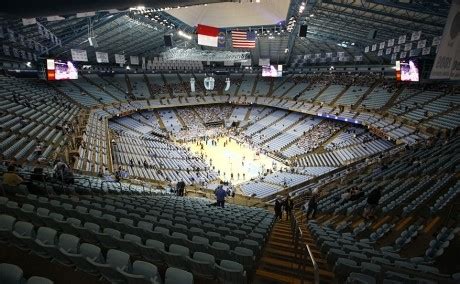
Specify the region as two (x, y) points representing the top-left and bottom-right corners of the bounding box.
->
(0, 0), (453, 65)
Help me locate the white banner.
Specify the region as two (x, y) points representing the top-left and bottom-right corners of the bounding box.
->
(400, 51), (407, 58)
(337, 51), (345, 57)
(377, 50), (383, 56)
(354, 55), (363, 62)
(404, 43), (413, 51)
(114, 54), (125, 64)
(130, 56), (139, 65)
(364, 46), (370, 53)
(71, 49), (88, 62)
(371, 44), (377, 51)
(422, 47), (431, 55)
(379, 42), (385, 49)
(95, 51), (109, 63)
(386, 48), (392, 55)
(76, 12), (96, 18)
(391, 53), (397, 61)
(430, 0), (460, 79)
(417, 40), (427, 49)
(387, 38), (395, 47)
(325, 52), (333, 58)
(46, 16), (65, 21)
(3, 45), (10, 56)
(141, 57), (146, 69)
(258, 58), (270, 66)
(411, 31), (422, 41)
(409, 49), (418, 57)
(22, 18), (36, 26)
(398, 35), (406, 44)
(393, 45), (401, 53)
(432, 36), (441, 46)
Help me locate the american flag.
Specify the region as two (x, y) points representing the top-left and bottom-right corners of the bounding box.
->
(232, 31), (256, 48)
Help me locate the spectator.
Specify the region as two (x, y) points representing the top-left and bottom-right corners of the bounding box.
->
(284, 195), (293, 220)
(2, 165), (24, 187)
(274, 198), (283, 221)
(215, 185), (227, 208)
(363, 188), (381, 219)
(306, 194), (318, 219)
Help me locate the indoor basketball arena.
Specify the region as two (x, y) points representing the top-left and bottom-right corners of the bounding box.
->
(0, 0), (459, 283)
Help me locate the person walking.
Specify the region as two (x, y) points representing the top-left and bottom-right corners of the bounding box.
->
(306, 194), (318, 219)
(284, 195), (293, 220)
(215, 185), (227, 208)
(274, 198), (283, 221)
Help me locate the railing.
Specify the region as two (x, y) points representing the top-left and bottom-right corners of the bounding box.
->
(290, 212), (320, 284)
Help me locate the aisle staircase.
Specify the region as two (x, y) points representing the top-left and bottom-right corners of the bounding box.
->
(255, 218), (334, 283)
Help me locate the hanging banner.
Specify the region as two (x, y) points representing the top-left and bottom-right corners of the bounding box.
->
(431, 36), (441, 46)
(387, 38), (395, 47)
(3, 45), (10, 56)
(417, 40), (427, 49)
(325, 52), (332, 58)
(259, 58), (270, 66)
(354, 55), (363, 62)
(400, 51), (407, 58)
(430, 0), (460, 79)
(393, 45), (401, 53)
(371, 44), (377, 51)
(391, 53), (397, 61)
(411, 31), (422, 41)
(398, 35), (406, 44)
(114, 54), (125, 64)
(386, 48), (392, 55)
(422, 47), (431, 55)
(337, 51), (345, 57)
(364, 46), (370, 53)
(379, 42), (385, 49)
(377, 50), (383, 56)
(95, 51), (109, 63)
(71, 49), (88, 62)
(404, 43), (413, 51)
(409, 49), (418, 57)
(130, 56), (139, 65)
(22, 18), (36, 26)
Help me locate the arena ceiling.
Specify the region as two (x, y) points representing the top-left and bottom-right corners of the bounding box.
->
(0, 0), (453, 65)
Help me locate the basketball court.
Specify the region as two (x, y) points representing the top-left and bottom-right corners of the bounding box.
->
(183, 136), (285, 185)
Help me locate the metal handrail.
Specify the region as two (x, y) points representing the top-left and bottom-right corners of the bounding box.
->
(290, 213), (320, 284)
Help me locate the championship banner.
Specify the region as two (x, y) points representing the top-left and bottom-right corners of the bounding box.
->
(364, 46), (370, 53)
(393, 45), (400, 53)
(95, 51), (109, 63)
(259, 58), (270, 66)
(409, 49), (418, 57)
(432, 36), (441, 46)
(130, 56), (139, 65)
(22, 18), (36, 26)
(354, 55), (363, 62)
(371, 44), (377, 51)
(3, 45), (10, 56)
(386, 48), (392, 55)
(417, 40), (427, 49)
(379, 42), (385, 49)
(411, 31), (422, 41)
(430, 0), (460, 79)
(114, 54), (125, 64)
(404, 43), (412, 51)
(71, 49), (88, 62)
(398, 35), (406, 44)
(325, 52), (332, 58)
(337, 51), (345, 57)
(400, 51), (407, 58)
(377, 49), (383, 56)
(422, 47), (431, 55)
(387, 38), (395, 47)
(391, 53), (397, 61)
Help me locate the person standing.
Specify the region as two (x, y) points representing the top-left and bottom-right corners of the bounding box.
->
(215, 185), (226, 208)
(363, 188), (381, 219)
(274, 198), (283, 221)
(284, 195), (293, 220)
(306, 194), (318, 219)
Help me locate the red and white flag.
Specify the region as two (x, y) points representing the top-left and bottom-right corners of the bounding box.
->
(197, 24), (219, 47)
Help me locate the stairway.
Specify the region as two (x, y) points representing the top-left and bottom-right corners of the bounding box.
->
(255, 219), (334, 284)
(352, 81), (380, 110)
